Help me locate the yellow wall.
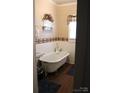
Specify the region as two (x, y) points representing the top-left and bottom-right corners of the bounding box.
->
(35, 0), (77, 38)
(57, 4), (77, 38)
(35, 0), (58, 38)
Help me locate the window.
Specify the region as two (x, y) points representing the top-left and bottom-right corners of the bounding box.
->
(67, 15), (76, 40)
(69, 21), (76, 39)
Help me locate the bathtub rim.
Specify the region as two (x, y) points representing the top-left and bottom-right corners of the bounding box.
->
(39, 51), (70, 63)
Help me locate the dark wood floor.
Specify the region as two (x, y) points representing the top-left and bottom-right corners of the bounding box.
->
(47, 63), (74, 93)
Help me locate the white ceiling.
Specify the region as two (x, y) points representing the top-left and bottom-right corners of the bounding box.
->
(52, 0), (77, 4)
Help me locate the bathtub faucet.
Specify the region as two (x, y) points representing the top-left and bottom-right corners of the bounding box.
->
(59, 48), (62, 52)
(54, 43), (62, 52)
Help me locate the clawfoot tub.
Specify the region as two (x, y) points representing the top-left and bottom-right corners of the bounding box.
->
(39, 51), (69, 73)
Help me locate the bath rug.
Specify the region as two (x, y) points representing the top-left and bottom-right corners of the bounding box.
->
(38, 79), (61, 93)
(67, 66), (75, 76)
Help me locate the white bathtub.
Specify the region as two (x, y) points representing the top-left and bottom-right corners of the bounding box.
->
(39, 51), (69, 73)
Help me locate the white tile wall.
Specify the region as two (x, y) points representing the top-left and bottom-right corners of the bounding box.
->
(36, 41), (75, 64)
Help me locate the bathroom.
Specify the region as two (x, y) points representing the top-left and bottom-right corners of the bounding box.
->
(35, 0), (77, 93)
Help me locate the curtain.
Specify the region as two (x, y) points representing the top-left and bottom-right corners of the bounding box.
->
(67, 15), (76, 24)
